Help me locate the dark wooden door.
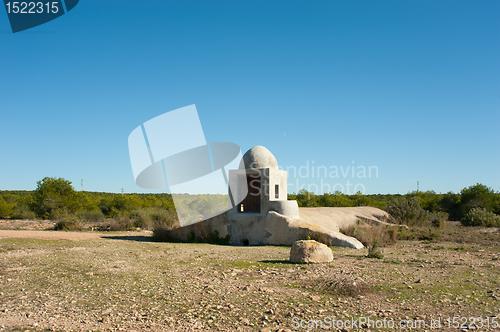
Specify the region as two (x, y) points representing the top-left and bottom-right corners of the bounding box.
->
(240, 175), (260, 212)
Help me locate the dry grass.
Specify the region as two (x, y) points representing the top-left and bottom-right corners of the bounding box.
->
(312, 275), (371, 297)
(341, 220), (397, 247)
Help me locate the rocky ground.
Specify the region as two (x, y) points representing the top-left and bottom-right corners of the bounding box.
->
(0, 220), (499, 331)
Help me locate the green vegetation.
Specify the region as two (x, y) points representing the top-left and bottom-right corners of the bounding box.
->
(385, 197), (429, 226)
(461, 207), (500, 227)
(0, 177), (178, 231)
(1, 179), (499, 233)
(366, 239), (384, 259)
(290, 183), (500, 227)
(153, 229), (230, 245)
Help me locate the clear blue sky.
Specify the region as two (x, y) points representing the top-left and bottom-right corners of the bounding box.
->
(1, 0), (499, 195)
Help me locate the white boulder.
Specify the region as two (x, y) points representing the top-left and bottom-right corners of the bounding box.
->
(290, 240), (333, 264)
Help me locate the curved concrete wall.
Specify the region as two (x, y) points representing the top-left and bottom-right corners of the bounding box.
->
(268, 200), (299, 219)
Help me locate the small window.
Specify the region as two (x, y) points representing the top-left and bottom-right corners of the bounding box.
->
(275, 184), (279, 199)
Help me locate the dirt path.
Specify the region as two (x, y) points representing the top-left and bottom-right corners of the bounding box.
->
(0, 230), (152, 241)
(1, 226), (499, 331)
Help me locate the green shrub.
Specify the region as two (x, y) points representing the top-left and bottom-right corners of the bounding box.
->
(10, 207), (36, 220)
(397, 228), (416, 241)
(366, 240), (384, 259)
(340, 221), (397, 247)
(129, 210), (151, 229)
(149, 209), (177, 228)
(32, 177), (81, 218)
(429, 211), (448, 228)
(109, 216), (134, 231)
(461, 208), (500, 227)
(55, 219), (82, 231)
(0, 197), (14, 218)
(459, 184), (499, 220)
(99, 195), (144, 218)
(6, 194), (35, 220)
(77, 210), (105, 223)
(53, 210), (82, 231)
(385, 198), (429, 226)
(419, 228), (442, 241)
(128, 208), (178, 230)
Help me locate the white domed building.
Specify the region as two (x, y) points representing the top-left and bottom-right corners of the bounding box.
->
(165, 146), (383, 249)
(226, 146), (300, 245)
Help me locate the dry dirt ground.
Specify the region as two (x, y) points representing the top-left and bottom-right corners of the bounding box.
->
(0, 220), (499, 332)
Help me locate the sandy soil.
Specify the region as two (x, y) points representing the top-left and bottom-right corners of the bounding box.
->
(0, 230), (104, 241)
(0, 223), (499, 332)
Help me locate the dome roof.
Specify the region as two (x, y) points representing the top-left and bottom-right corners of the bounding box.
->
(239, 146), (278, 169)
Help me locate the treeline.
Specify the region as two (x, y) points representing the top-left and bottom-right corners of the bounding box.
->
(0, 177), (178, 231)
(0, 177), (176, 220)
(289, 183), (500, 226)
(1, 178), (499, 228)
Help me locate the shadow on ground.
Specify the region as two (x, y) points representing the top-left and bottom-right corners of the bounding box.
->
(101, 235), (155, 242)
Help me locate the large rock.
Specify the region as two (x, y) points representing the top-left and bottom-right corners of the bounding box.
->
(264, 211), (364, 249)
(290, 240), (333, 263)
(299, 206), (391, 231)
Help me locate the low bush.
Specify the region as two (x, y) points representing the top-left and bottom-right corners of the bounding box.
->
(129, 210), (151, 229)
(397, 228), (416, 241)
(129, 208), (178, 230)
(0, 197), (14, 218)
(340, 220), (397, 247)
(53, 210), (82, 231)
(385, 198), (429, 226)
(461, 208), (500, 227)
(9, 195), (36, 220)
(77, 210), (105, 223)
(149, 209), (177, 228)
(55, 219), (82, 231)
(366, 240), (384, 259)
(429, 211), (448, 228)
(10, 207), (36, 220)
(419, 228), (442, 241)
(109, 216), (134, 231)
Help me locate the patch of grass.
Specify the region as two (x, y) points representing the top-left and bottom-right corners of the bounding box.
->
(341, 220), (397, 247)
(312, 275), (371, 297)
(419, 228), (442, 241)
(283, 283), (303, 289)
(366, 240), (384, 259)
